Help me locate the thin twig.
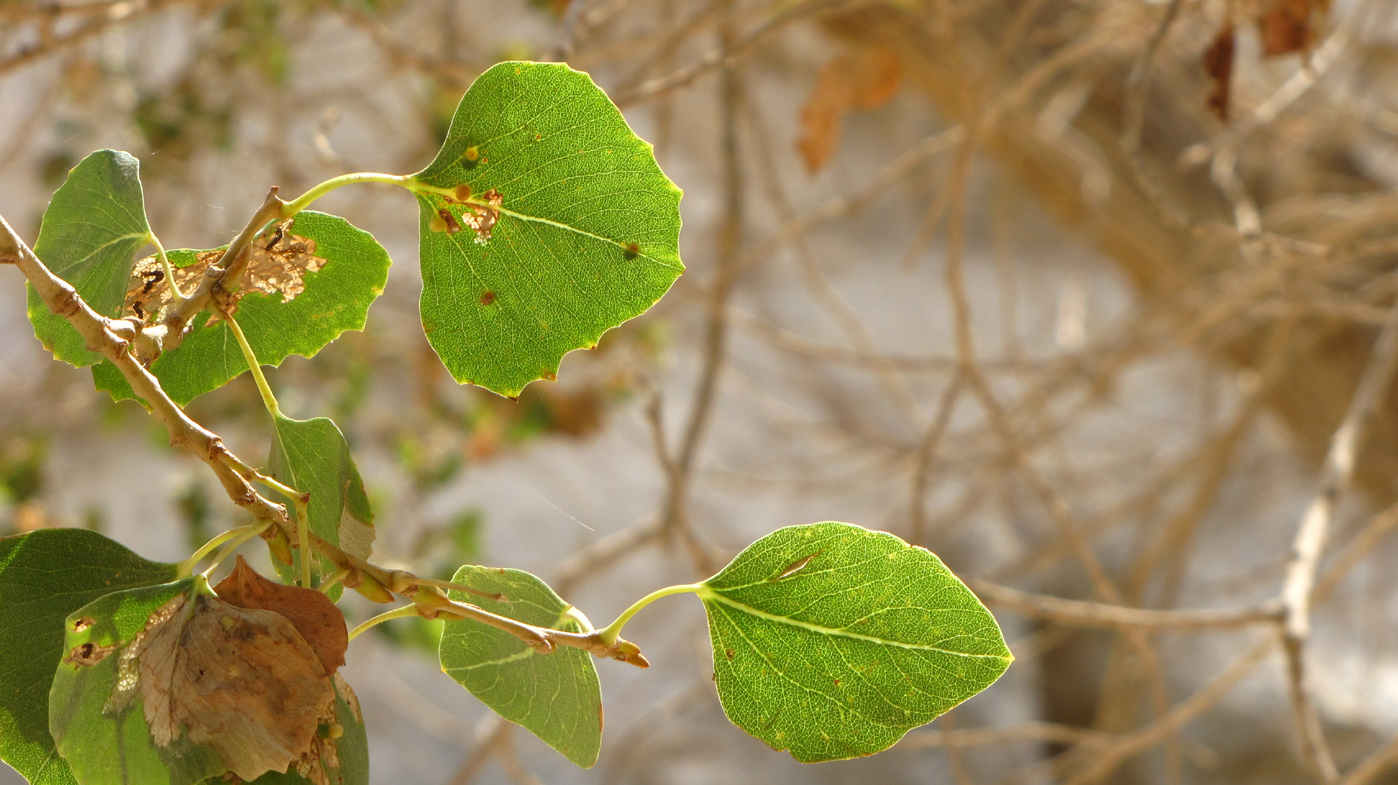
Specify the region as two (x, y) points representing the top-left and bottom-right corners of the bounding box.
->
(1277, 299), (1398, 784)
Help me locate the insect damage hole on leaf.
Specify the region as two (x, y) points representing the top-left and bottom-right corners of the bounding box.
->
(123, 219), (327, 324)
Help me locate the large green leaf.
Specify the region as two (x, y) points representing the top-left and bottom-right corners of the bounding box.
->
(415, 61), (683, 397)
(268, 414), (375, 587)
(27, 150), (152, 367)
(698, 522), (1012, 763)
(92, 211), (391, 405)
(438, 566), (603, 768)
(47, 579), (225, 785)
(0, 529), (178, 785)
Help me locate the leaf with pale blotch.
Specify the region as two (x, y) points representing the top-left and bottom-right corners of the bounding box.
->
(438, 566), (603, 768)
(92, 211), (391, 406)
(267, 414), (375, 589)
(215, 555), (348, 675)
(50, 578), (335, 785)
(698, 522), (1012, 762)
(415, 61), (683, 397)
(0, 530), (178, 785)
(27, 149), (153, 367)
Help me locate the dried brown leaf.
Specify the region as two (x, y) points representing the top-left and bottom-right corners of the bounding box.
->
(797, 45), (902, 173)
(1258, 0), (1322, 56)
(105, 591), (333, 782)
(214, 556), (348, 675)
(1203, 25), (1236, 121)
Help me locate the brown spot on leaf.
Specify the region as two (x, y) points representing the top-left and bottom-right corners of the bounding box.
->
(1202, 25), (1236, 121)
(725, 648), (735, 661)
(72, 617), (93, 632)
(462, 189), (503, 243)
(214, 556), (348, 675)
(64, 641), (115, 666)
(438, 208), (462, 235)
(623, 242), (639, 260)
(106, 591), (333, 782)
(479, 290), (496, 306)
(453, 183), (473, 202)
(797, 44), (902, 173)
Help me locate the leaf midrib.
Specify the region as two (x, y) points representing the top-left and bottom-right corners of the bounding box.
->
(698, 586), (1011, 662)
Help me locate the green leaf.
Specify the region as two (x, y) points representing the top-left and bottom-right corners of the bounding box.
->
(27, 150), (152, 367)
(0, 529), (178, 785)
(92, 211), (391, 406)
(48, 579), (226, 785)
(415, 61), (683, 397)
(244, 676), (369, 785)
(697, 522), (1012, 763)
(268, 414), (375, 586)
(438, 566), (603, 768)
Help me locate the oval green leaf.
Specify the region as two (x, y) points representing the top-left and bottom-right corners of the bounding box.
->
(698, 522), (1012, 762)
(268, 413), (375, 590)
(415, 61), (683, 397)
(0, 530), (179, 785)
(438, 566), (603, 768)
(27, 150), (153, 367)
(92, 211), (391, 406)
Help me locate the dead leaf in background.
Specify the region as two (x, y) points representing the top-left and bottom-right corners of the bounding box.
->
(123, 219), (325, 322)
(1203, 25), (1236, 121)
(106, 591), (333, 781)
(797, 45), (902, 173)
(215, 555), (348, 675)
(1258, 0), (1323, 56)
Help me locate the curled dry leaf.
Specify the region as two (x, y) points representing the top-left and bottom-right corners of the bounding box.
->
(797, 44), (902, 173)
(104, 590), (333, 782)
(214, 555), (348, 675)
(280, 674), (363, 785)
(1202, 25), (1236, 121)
(123, 219), (326, 322)
(1258, 0), (1323, 56)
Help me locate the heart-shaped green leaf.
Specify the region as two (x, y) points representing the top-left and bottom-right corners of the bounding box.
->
(0, 529), (178, 785)
(698, 522), (1012, 762)
(92, 210), (391, 406)
(27, 149), (153, 367)
(414, 61), (683, 397)
(267, 413), (375, 589)
(438, 566), (603, 768)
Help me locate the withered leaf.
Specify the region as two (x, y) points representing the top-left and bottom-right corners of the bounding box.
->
(1258, 0), (1322, 57)
(123, 220), (325, 322)
(215, 555), (348, 675)
(797, 45), (902, 173)
(1202, 25), (1236, 121)
(461, 188), (503, 244)
(106, 591), (333, 782)
(280, 674), (362, 785)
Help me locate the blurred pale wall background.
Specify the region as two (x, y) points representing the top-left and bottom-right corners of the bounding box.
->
(4, 1), (1398, 784)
